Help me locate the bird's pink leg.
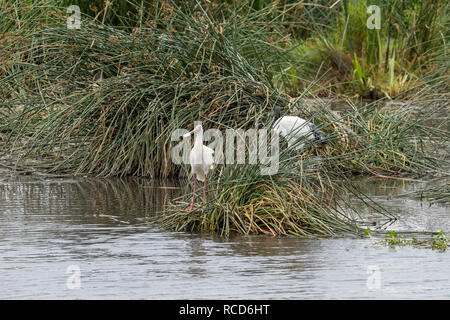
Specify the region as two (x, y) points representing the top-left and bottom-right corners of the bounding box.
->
(202, 178), (206, 209)
(188, 174), (196, 211)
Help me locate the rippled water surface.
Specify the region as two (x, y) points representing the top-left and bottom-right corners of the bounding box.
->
(0, 176), (448, 299)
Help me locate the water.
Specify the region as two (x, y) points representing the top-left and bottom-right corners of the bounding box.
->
(0, 176), (448, 299)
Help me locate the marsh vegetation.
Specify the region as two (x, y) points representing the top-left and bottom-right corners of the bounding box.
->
(0, 0), (448, 238)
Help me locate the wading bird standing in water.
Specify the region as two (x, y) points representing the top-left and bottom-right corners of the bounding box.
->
(271, 106), (328, 150)
(183, 124), (214, 211)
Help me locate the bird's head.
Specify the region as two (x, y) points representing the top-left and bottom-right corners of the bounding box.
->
(194, 124), (203, 133)
(315, 130), (328, 145)
(308, 123), (328, 145)
(183, 124), (203, 138)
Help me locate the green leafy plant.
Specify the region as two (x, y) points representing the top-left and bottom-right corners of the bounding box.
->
(382, 230), (448, 252)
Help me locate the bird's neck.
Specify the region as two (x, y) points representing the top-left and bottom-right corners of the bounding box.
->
(193, 130), (203, 148)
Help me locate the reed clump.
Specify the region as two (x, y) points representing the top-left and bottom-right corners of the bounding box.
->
(161, 177), (361, 237)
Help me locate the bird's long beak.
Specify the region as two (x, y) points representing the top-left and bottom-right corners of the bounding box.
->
(183, 130), (193, 138)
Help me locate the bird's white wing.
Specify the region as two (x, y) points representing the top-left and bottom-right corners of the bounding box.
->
(281, 116), (306, 131)
(275, 116), (316, 150)
(274, 116), (304, 136)
(202, 145), (214, 168)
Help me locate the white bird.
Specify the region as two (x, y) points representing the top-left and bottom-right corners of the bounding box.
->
(271, 106), (328, 150)
(183, 124), (214, 211)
